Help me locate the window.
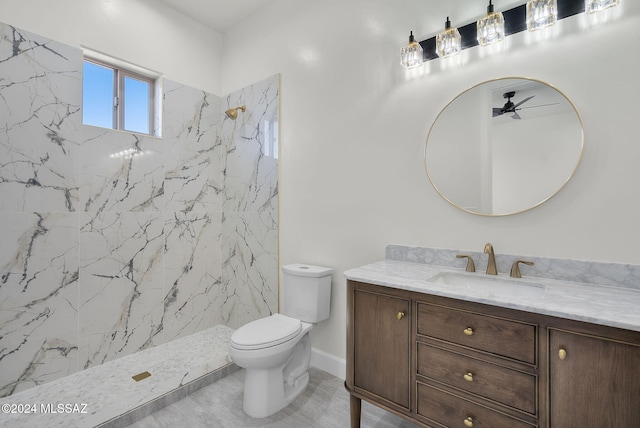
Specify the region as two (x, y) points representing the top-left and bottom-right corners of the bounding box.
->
(82, 56), (159, 136)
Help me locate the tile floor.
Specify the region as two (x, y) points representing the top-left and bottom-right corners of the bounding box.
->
(128, 367), (419, 428)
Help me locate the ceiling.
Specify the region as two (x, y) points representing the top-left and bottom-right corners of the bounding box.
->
(157, 0), (275, 33)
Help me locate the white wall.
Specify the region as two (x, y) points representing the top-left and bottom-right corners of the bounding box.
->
(0, 0), (223, 95)
(222, 0), (640, 361)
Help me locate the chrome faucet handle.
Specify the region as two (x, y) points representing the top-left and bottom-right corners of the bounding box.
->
(456, 254), (476, 272)
(510, 259), (534, 278)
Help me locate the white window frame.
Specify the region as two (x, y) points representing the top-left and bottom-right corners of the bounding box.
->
(82, 50), (162, 137)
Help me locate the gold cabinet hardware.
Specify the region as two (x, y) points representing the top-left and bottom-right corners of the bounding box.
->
(456, 254), (476, 272)
(397, 311), (406, 320)
(559, 348), (567, 360)
(510, 259), (534, 278)
(464, 416), (474, 427)
(463, 372), (474, 382)
(463, 327), (474, 336)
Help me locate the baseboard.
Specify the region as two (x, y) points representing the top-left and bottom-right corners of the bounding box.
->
(310, 347), (346, 380)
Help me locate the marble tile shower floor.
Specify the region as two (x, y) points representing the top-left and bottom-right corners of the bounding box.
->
(0, 325), (236, 428)
(128, 367), (419, 428)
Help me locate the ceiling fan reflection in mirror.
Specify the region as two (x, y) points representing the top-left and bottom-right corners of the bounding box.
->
(492, 91), (558, 120)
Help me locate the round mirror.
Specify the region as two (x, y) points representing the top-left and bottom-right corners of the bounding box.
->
(425, 77), (584, 216)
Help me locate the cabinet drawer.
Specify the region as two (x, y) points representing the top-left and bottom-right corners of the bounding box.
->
(417, 303), (536, 364)
(417, 382), (536, 428)
(418, 343), (536, 414)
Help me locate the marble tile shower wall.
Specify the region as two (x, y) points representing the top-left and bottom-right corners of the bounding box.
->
(0, 23), (278, 397)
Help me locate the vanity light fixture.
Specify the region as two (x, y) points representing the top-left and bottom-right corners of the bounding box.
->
(436, 17), (461, 58)
(585, 0), (619, 13)
(526, 0), (558, 31)
(400, 31), (424, 69)
(403, 0), (606, 66)
(477, 0), (506, 46)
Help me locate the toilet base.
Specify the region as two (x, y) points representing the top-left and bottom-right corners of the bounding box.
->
(241, 333), (311, 418)
(243, 369), (309, 418)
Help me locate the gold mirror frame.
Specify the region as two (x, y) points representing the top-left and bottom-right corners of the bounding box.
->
(424, 77), (584, 216)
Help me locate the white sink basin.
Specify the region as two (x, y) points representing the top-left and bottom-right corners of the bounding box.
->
(428, 271), (546, 299)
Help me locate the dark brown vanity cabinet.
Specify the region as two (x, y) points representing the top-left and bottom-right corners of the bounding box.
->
(548, 327), (640, 428)
(346, 280), (640, 428)
(351, 287), (411, 411)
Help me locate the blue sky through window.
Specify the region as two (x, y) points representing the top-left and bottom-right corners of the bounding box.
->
(82, 61), (114, 129)
(124, 76), (150, 134)
(82, 60), (152, 135)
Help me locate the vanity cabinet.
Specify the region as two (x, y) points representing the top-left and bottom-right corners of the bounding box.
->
(548, 326), (640, 427)
(346, 280), (640, 428)
(351, 288), (411, 411)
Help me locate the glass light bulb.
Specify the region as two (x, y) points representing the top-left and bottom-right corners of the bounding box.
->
(436, 18), (461, 58)
(585, 0), (619, 13)
(400, 31), (424, 69)
(477, 1), (505, 46)
(526, 0), (557, 31)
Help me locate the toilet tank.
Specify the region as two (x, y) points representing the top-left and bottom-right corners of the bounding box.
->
(281, 264), (333, 323)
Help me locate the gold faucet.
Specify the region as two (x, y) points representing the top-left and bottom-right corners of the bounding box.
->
(484, 243), (497, 275)
(456, 254), (476, 272)
(510, 259), (534, 278)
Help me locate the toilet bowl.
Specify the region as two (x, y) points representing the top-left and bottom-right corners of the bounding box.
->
(229, 314), (313, 418)
(229, 263), (333, 418)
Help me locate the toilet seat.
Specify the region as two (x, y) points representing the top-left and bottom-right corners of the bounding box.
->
(231, 314), (302, 350)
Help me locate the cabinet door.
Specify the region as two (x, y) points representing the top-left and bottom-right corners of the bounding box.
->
(353, 289), (411, 409)
(549, 329), (640, 428)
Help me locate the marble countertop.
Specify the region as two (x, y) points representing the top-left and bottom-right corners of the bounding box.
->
(344, 260), (640, 333)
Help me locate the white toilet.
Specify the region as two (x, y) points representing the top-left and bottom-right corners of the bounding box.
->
(228, 263), (333, 418)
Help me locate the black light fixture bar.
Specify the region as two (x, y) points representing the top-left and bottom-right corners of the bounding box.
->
(419, 0), (585, 61)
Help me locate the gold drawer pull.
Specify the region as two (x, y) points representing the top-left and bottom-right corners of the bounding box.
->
(397, 311), (405, 320)
(463, 372), (474, 382)
(463, 327), (474, 336)
(464, 416), (474, 427)
(559, 348), (567, 360)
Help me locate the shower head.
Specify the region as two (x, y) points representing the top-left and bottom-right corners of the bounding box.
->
(225, 105), (246, 120)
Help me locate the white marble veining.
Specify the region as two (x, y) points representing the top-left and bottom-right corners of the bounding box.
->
(0, 212), (80, 396)
(163, 81), (223, 213)
(0, 21), (279, 398)
(0, 23), (82, 396)
(347, 246), (640, 332)
(0, 325), (234, 428)
(79, 128), (166, 213)
(79, 211), (165, 368)
(220, 75), (279, 330)
(162, 211), (223, 341)
(0, 23), (82, 213)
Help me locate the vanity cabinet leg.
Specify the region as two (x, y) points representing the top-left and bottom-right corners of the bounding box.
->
(350, 394), (362, 428)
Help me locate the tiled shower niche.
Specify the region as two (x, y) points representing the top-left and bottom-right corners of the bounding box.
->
(0, 22), (278, 397)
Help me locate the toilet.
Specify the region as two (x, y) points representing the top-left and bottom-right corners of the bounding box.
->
(229, 263), (333, 418)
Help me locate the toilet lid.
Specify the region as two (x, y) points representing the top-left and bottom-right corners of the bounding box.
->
(231, 314), (302, 350)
